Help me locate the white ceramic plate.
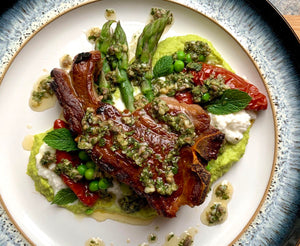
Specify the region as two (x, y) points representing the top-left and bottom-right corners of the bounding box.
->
(0, 0), (277, 245)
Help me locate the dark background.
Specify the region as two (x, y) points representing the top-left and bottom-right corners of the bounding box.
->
(0, 0), (18, 15)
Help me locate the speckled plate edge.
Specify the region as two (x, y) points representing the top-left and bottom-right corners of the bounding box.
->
(0, 0), (299, 245)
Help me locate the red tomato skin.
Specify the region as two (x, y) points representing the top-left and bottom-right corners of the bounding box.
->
(56, 150), (73, 163)
(174, 91), (194, 104)
(190, 70), (205, 86)
(224, 74), (268, 111)
(55, 150), (81, 167)
(61, 174), (99, 207)
(53, 119), (81, 166)
(53, 118), (98, 207)
(188, 63), (268, 111)
(53, 119), (68, 129)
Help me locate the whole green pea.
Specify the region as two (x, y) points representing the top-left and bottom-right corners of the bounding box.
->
(174, 60), (185, 72)
(77, 164), (87, 176)
(89, 180), (99, 192)
(185, 53), (192, 63)
(201, 93), (211, 102)
(98, 178), (111, 189)
(85, 168), (95, 180)
(176, 50), (186, 61)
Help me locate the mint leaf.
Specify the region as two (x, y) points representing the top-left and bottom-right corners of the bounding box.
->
(153, 55), (174, 77)
(51, 188), (78, 205)
(43, 128), (78, 151)
(206, 89), (252, 115)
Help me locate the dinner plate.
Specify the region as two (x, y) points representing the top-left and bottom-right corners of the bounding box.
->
(0, 0), (299, 245)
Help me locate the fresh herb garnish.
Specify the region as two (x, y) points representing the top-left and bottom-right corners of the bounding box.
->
(153, 55), (174, 77)
(51, 188), (77, 205)
(43, 128), (78, 151)
(206, 89), (252, 115)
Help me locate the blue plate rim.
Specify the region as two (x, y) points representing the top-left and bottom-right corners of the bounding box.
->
(0, 0), (299, 245)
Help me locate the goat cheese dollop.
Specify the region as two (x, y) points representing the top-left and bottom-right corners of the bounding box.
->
(209, 110), (256, 144)
(35, 143), (67, 194)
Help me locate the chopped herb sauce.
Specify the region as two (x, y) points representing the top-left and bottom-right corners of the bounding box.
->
(201, 181), (233, 226)
(206, 202), (226, 224)
(191, 74), (229, 104)
(77, 101), (197, 196)
(148, 233), (157, 243)
(184, 40), (211, 61)
(40, 150), (56, 167)
(31, 76), (54, 105)
(55, 159), (83, 182)
(215, 184), (230, 200)
(152, 72), (194, 97)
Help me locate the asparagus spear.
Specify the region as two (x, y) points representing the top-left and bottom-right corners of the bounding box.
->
(112, 22), (135, 112)
(135, 15), (172, 64)
(95, 20), (115, 103)
(95, 20), (135, 111)
(96, 20), (114, 55)
(130, 9), (173, 101)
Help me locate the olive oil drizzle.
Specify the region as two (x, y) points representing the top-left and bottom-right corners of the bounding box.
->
(201, 180), (233, 226)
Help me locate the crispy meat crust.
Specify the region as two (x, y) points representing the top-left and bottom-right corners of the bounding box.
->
(51, 50), (224, 217)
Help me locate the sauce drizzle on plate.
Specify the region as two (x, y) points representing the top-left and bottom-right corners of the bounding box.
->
(201, 180), (233, 226)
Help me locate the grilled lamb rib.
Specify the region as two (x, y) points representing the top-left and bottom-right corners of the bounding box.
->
(50, 50), (225, 217)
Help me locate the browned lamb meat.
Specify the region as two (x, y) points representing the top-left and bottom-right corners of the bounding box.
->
(50, 50), (225, 217)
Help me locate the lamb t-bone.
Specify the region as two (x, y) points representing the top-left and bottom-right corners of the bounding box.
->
(50, 50), (225, 217)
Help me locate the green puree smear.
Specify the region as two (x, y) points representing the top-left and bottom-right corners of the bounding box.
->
(27, 133), (54, 201)
(27, 129), (249, 219)
(27, 34), (250, 220)
(27, 133), (156, 221)
(152, 34), (233, 71)
(152, 34), (250, 185)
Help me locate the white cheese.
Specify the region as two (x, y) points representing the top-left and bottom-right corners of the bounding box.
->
(35, 143), (67, 194)
(209, 110), (256, 144)
(107, 179), (123, 201)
